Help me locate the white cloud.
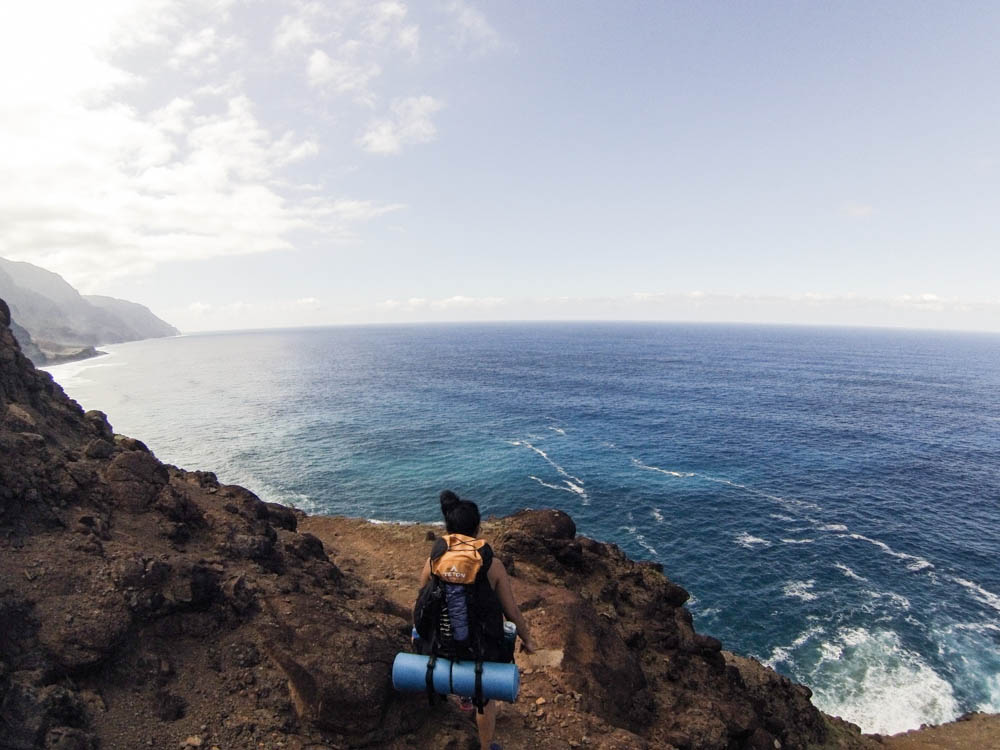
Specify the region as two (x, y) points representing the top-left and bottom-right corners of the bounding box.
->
(363, 1), (420, 57)
(307, 49), (382, 97)
(360, 95), (444, 154)
(168, 27), (241, 70)
(273, 2), (327, 53)
(0, 0), (406, 291)
(442, 0), (503, 54)
(0, 0), (502, 296)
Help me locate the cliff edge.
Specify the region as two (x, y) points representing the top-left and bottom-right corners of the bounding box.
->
(1, 296), (995, 749)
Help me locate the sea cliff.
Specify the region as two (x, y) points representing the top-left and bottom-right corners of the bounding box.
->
(0, 258), (178, 365)
(0, 296), (995, 750)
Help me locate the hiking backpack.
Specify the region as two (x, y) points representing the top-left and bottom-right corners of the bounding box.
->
(413, 533), (506, 712)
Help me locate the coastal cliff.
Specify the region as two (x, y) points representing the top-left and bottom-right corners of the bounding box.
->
(0, 258), (178, 365)
(0, 296), (995, 750)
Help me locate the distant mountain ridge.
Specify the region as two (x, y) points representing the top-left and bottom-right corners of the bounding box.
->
(0, 257), (179, 364)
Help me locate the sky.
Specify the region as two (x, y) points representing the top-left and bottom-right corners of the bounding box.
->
(1, 1), (999, 333)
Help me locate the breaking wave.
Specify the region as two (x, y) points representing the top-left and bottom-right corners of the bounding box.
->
(805, 628), (960, 735)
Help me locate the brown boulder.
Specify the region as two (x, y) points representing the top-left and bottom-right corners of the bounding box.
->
(262, 595), (414, 743)
(504, 508), (577, 540)
(104, 449), (169, 511)
(34, 593), (132, 670)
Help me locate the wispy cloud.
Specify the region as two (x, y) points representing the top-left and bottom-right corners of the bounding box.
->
(273, 2), (327, 53)
(360, 95), (444, 154)
(307, 48), (382, 99)
(441, 0), (504, 54)
(168, 27), (242, 71)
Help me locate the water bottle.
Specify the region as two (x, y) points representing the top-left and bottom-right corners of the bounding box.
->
(503, 620), (516, 655)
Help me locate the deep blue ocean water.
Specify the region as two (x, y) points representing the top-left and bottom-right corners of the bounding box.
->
(46, 323), (1000, 734)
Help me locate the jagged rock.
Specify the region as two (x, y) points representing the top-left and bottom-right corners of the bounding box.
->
(83, 439), (114, 459)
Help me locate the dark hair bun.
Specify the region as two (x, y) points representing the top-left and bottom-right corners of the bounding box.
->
(439, 489), (461, 513)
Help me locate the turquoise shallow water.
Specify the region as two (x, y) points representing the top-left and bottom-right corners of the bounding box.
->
(46, 322), (1000, 734)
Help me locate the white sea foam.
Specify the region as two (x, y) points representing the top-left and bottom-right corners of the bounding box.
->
(952, 577), (1000, 613)
(631, 458), (824, 513)
(522, 441), (585, 484)
(769, 513), (797, 522)
(529, 476), (572, 493)
(950, 621), (1000, 635)
(763, 625), (826, 668)
(735, 532), (771, 549)
(834, 562), (867, 581)
(736, 532), (772, 548)
(622, 525), (658, 557)
(819, 523), (849, 532)
(979, 674), (1000, 713)
(547, 426), (566, 435)
(847, 533), (934, 572)
(783, 580), (819, 601)
(652, 507), (664, 523)
(808, 628), (960, 735)
(781, 538), (815, 545)
(529, 476), (590, 504)
(44, 356), (123, 388)
(631, 458), (694, 478)
(866, 590), (912, 611)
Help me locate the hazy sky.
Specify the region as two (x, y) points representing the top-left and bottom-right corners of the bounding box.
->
(2, 1), (999, 332)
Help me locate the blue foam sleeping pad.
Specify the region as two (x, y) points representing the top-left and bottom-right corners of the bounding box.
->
(391, 652), (520, 703)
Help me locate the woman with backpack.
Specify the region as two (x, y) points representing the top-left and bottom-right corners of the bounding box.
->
(415, 490), (536, 750)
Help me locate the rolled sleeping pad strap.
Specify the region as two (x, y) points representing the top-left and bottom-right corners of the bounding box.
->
(392, 653), (519, 703)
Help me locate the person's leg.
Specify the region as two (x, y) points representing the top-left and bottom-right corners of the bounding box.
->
(475, 700), (497, 750)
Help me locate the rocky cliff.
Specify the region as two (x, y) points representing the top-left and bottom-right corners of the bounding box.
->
(0, 258), (178, 364)
(0, 296), (995, 750)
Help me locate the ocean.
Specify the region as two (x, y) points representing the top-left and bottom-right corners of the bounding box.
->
(45, 322), (1000, 735)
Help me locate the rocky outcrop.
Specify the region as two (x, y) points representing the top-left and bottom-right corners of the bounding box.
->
(0, 296), (416, 749)
(490, 509), (833, 749)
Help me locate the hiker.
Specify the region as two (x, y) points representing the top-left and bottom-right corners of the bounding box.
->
(415, 490), (536, 750)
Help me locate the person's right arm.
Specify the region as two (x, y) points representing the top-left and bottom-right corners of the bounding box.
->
(488, 560), (536, 653)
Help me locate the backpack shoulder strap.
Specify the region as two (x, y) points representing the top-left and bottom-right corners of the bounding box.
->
(477, 542), (493, 579)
